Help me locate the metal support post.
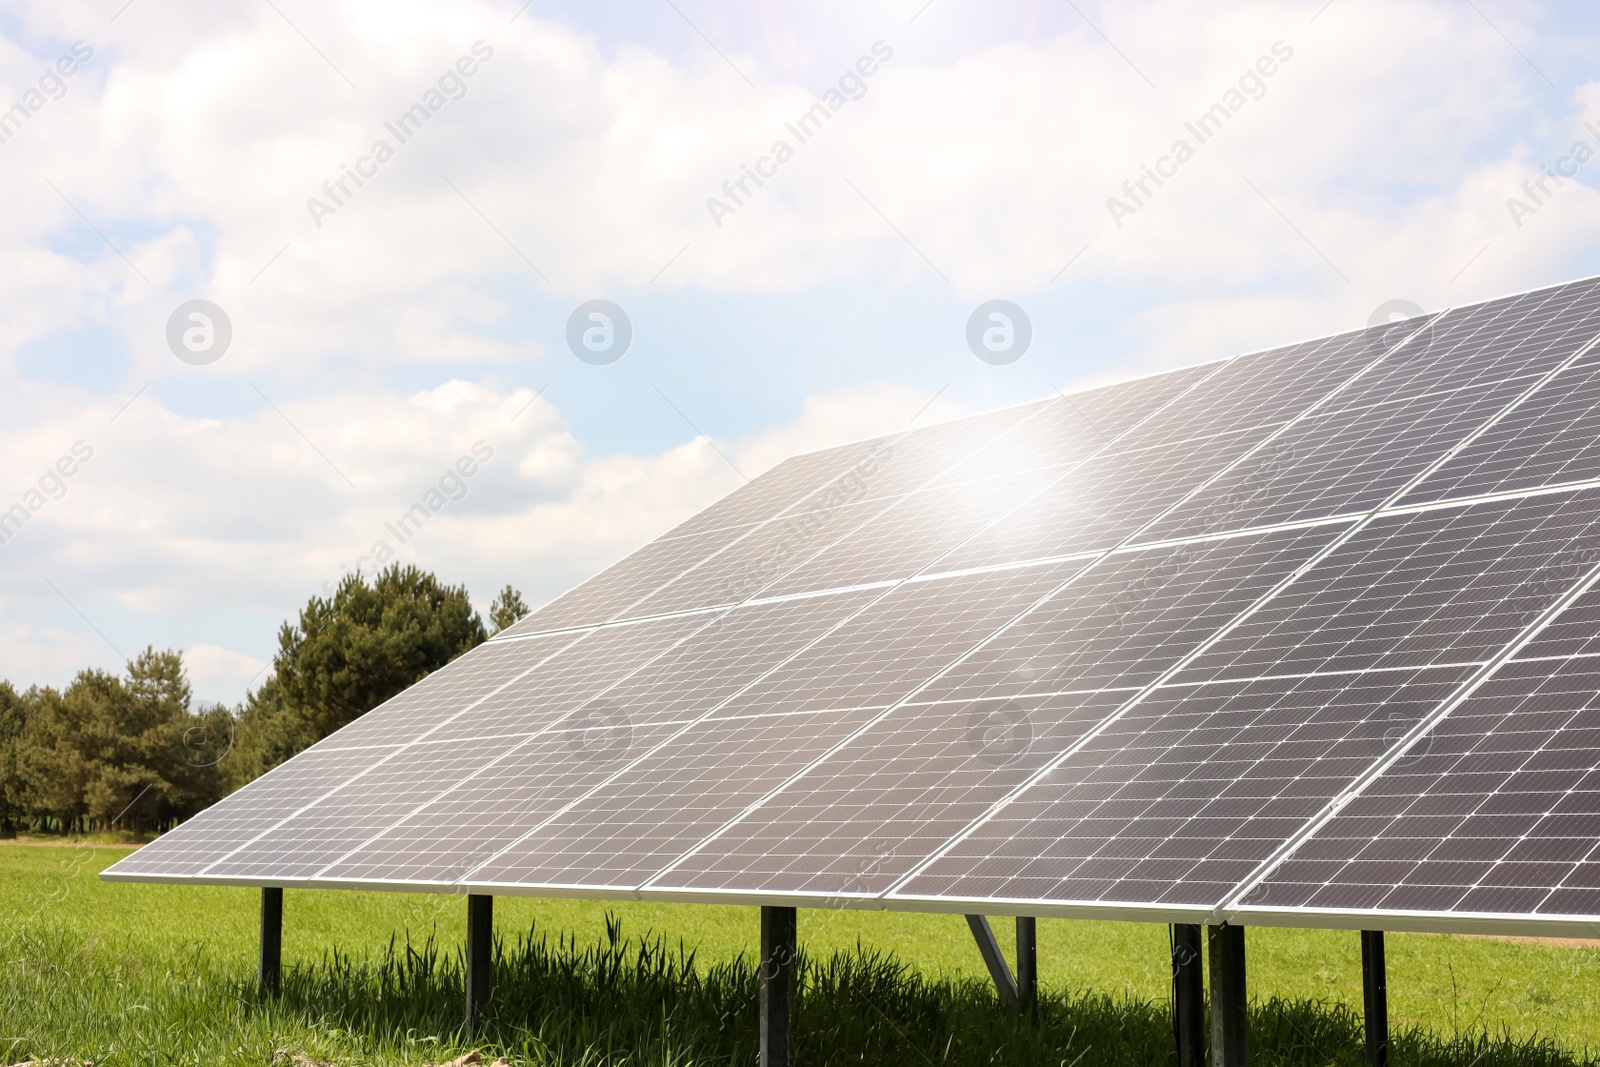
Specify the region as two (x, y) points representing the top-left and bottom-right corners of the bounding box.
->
(761, 906), (797, 1067)
(1171, 923), (1205, 1067)
(965, 914), (1020, 1007)
(1362, 930), (1388, 1067)
(465, 894), (493, 1034)
(259, 887), (283, 997)
(1015, 916), (1037, 1010)
(1208, 923), (1248, 1067)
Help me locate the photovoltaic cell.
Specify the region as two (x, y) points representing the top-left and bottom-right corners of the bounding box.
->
(466, 562), (1088, 891)
(757, 467), (1070, 597)
(1110, 324), (1395, 454)
(935, 427), (1271, 572)
(1174, 488), (1600, 684)
(596, 404), (1050, 623)
(662, 437), (903, 541)
(897, 665), (1472, 908)
(919, 524), (1343, 703)
(320, 717), (696, 885)
(1515, 574), (1600, 660)
(653, 528), (1339, 898)
(618, 499), (884, 619)
(1243, 656), (1600, 918)
(103, 743), (401, 879)
(1403, 348), (1600, 505)
(318, 589), (883, 884)
(1140, 278), (1600, 542)
(1333, 278), (1600, 412)
(723, 562), (1089, 719)
(503, 431), (928, 635)
(467, 706), (888, 891)
(502, 526), (758, 635)
(657, 690), (1130, 898)
(426, 614), (710, 742)
(317, 633), (576, 750)
(1035, 364), (1216, 444)
(205, 734), (519, 880)
(1137, 378), (1531, 542)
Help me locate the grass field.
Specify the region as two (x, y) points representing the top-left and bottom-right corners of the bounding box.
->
(3, 841), (1600, 1065)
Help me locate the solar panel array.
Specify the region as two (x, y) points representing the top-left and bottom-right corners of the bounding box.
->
(105, 275), (1600, 935)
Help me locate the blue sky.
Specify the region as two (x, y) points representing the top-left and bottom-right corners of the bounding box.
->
(3, 0), (1600, 703)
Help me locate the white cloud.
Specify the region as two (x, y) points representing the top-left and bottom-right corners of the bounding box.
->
(183, 643), (269, 706)
(1, 0), (1598, 704)
(0, 370), (954, 702)
(3, 0), (1594, 377)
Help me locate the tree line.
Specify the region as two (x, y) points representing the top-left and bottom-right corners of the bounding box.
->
(0, 564), (528, 836)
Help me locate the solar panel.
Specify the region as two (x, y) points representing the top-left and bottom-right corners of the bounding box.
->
(321, 589), (885, 884)
(1175, 489), (1600, 683)
(1146, 281), (1600, 537)
(463, 560), (1090, 893)
(501, 435), (907, 634)
(104, 742), (397, 879)
(894, 665), (1474, 911)
(102, 273), (1600, 941)
(651, 526), (1339, 901)
(1400, 344), (1600, 505)
(1238, 576), (1600, 923)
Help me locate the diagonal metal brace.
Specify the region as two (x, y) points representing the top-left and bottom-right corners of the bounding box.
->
(965, 914), (1019, 1007)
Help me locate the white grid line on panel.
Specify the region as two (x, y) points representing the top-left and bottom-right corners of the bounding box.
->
(881, 317), (1600, 905)
(966, 657), (1494, 703)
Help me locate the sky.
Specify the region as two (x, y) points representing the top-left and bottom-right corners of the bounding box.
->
(2, 0), (1599, 706)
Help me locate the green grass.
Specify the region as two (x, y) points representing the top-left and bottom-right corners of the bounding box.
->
(3, 842), (1600, 1065)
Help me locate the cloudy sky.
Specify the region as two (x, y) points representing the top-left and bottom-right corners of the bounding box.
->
(2, 0), (1599, 705)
